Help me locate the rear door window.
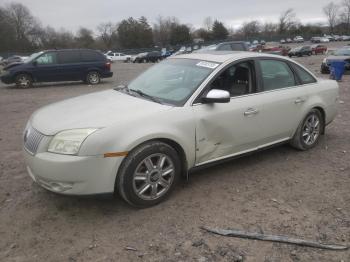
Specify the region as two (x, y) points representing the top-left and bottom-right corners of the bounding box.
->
(58, 51), (81, 64)
(259, 60), (296, 91)
(80, 50), (104, 62)
(231, 43), (245, 51)
(291, 63), (317, 84)
(217, 44), (232, 51)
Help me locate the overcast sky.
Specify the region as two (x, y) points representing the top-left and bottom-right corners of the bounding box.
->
(4, 0), (331, 32)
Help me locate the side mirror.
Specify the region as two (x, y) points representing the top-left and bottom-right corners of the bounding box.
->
(32, 61), (38, 66)
(202, 89), (230, 104)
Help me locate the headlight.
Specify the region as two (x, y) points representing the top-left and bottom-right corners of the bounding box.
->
(48, 128), (98, 155)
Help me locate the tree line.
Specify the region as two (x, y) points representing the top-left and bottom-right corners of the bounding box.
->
(0, 1), (350, 54)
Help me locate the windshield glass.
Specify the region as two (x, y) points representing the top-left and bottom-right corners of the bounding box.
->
(125, 58), (219, 106)
(334, 49), (350, 56)
(25, 52), (43, 63)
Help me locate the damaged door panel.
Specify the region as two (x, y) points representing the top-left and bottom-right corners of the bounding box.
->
(193, 95), (264, 165)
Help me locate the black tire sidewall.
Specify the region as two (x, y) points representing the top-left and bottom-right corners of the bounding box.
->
(117, 142), (181, 207)
(15, 74), (32, 88)
(86, 71), (100, 85)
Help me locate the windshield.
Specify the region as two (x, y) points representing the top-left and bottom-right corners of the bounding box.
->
(25, 52), (43, 63)
(333, 49), (350, 56)
(124, 58), (219, 106)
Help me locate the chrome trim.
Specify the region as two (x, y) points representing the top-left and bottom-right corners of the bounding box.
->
(23, 126), (45, 155)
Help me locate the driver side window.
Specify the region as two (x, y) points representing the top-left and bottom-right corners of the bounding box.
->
(210, 61), (255, 97)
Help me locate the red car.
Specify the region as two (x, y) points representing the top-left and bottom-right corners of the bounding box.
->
(312, 45), (327, 55)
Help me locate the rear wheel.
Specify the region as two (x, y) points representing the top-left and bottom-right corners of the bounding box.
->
(290, 109), (324, 150)
(116, 141), (181, 207)
(86, 71), (100, 85)
(15, 73), (32, 88)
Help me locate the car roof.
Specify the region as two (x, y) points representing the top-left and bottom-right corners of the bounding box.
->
(170, 51), (286, 63)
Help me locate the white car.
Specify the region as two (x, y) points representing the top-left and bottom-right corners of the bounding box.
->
(23, 52), (339, 207)
(320, 37), (330, 43)
(294, 36), (304, 43)
(105, 51), (131, 62)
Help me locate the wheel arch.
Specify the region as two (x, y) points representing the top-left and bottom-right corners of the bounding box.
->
(14, 71), (34, 82)
(312, 106), (326, 134)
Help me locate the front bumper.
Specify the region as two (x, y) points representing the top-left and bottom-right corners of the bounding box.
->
(0, 72), (13, 84)
(24, 149), (124, 195)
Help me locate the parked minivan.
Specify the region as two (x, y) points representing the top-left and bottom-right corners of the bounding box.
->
(0, 49), (113, 88)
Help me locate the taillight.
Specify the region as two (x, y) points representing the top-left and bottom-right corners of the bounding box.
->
(105, 62), (111, 71)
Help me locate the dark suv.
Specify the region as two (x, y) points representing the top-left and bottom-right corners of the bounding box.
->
(1, 49), (113, 88)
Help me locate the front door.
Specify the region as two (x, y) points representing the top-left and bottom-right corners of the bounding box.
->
(32, 51), (59, 82)
(193, 60), (264, 165)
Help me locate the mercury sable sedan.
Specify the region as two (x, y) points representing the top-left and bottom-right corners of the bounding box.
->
(23, 52), (339, 207)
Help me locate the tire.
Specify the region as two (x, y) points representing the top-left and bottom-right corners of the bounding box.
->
(116, 141), (181, 207)
(15, 73), (32, 88)
(86, 71), (100, 85)
(290, 109), (324, 151)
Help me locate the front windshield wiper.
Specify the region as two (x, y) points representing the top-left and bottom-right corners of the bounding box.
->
(130, 89), (163, 104)
(114, 85), (163, 104)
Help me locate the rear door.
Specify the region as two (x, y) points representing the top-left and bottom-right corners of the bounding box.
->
(57, 50), (83, 81)
(32, 51), (59, 82)
(252, 58), (310, 143)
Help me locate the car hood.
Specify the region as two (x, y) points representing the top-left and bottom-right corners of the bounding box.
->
(4, 62), (24, 70)
(31, 90), (172, 135)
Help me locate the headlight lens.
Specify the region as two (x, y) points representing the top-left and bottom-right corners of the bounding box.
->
(48, 128), (98, 155)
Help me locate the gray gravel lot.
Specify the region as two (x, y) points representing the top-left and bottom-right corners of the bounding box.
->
(0, 42), (349, 262)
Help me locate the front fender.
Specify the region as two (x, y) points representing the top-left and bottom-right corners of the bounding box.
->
(79, 107), (197, 168)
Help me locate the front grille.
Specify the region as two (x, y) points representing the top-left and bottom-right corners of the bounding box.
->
(24, 126), (44, 155)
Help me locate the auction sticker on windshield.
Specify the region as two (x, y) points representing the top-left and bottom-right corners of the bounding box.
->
(196, 61), (219, 69)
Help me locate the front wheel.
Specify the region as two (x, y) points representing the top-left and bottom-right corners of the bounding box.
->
(15, 73), (32, 88)
(290, 109), (324, 150)
(116, 141), (181, 207)
(86, 71), (100, 85)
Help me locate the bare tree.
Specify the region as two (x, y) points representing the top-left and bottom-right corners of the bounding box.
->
(203, 17), (213, 31)
(97, 22), (118, 50)
(278, 8), (297, 35)
(323, 2), (339, 33)
(341, 0), (350, 33)
(240, 20), (261, 39)
(153, 16), (179, 46)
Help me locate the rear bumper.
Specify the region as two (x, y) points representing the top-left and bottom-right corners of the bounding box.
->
(24, 149), (124, 195)
(101, 71), (113, 78)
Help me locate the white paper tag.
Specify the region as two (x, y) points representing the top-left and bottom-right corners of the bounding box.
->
(196, 61), (219, 69)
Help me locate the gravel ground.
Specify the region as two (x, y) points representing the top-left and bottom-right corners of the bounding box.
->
(0, 42), (349, 262)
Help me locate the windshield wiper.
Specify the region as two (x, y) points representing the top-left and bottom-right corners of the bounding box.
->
(130, 89), (163, 104)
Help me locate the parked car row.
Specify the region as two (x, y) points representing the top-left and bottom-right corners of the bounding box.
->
(1, 49), (113, 88)
(280, 36), (304, 44)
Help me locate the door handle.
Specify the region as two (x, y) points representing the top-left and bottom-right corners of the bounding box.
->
(244, 108), (259, 116)
(294, 98), (306, 104)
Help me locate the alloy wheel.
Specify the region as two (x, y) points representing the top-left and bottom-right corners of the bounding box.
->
(132, 153), (175, 201)
(302, 114), (320, 146)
